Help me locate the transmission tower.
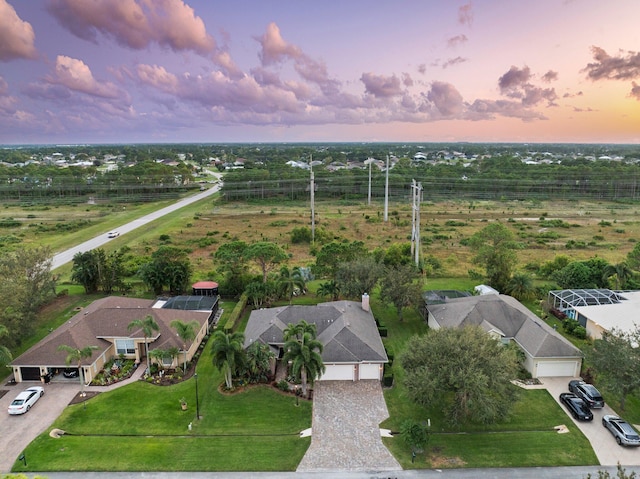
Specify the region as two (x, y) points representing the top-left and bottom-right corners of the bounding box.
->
(411, 179), (423, 267)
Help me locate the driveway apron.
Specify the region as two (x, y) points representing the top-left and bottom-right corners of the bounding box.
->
(296, 380), (401, 472)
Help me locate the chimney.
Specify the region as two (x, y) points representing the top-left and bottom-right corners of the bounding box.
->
(362, 293), (370, 312)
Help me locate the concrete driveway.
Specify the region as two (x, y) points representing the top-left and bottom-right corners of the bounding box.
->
(0, 381), (80, 472)
(541, 376), (640, 466)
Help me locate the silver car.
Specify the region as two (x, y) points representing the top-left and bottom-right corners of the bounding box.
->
(602, 415), (640, 446)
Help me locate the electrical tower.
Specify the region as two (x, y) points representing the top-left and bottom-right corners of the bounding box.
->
(411, 179), (423, 267)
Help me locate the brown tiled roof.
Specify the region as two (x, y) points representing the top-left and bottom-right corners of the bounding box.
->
(11, 296), (210, 367)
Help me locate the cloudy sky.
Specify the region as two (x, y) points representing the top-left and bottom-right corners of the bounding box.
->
(1, 0), (640, 145)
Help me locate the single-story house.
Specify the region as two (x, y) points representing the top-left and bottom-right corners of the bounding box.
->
(426, 294), (583, 378)
(243, 297), (388, 381)
(9, 295), (219, 384)
(548, 289), (640, 340)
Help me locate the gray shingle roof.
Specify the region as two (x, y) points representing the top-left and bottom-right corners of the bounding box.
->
(244, 301), (387, 363)
(427, 294), (581, 359)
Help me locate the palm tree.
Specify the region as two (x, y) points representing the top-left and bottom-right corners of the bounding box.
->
(211, 330), (246, 389)
(128, 314), (160, 375)
(0, 324), (12, 366)
(603, 262), (633, 290)
(57, 344), (98, 396)
(283, 331), (325, 398)
(278, 266), (306, 304)
(166, 346), (181, 371)
(245, 341), (275, 383)
(170, 319), (200, 372)
(316, 280), (340, 301)
(505, 272), (536, 301)
(148, 348), (167, 372)
(283, 320), (317, 342)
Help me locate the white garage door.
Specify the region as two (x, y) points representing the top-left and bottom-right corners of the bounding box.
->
(319, 364), (354, 381)
(359, 363), (381, 380)
(536, 361), (579, 378)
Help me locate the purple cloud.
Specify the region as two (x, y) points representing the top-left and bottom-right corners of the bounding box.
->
(631, 82), (640, 101)
(583, 46), (640, 81)
(442, 56), (467, 69)
(499, 66), (532, 93)
(361, 73), (403, 98)
(542, 70), (558, 82)
(0, 0), (38, 61)
(458, 3), (473, 26)
(426, 81), (463, 117)
(447, 34), (468, 48)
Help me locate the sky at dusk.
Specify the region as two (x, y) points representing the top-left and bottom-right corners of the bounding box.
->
(1, 0), (640, 145)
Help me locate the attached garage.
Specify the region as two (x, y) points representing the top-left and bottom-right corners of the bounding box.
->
(534, 360), (580, 378)
(359, 363), (383, 380)
(19, 367), (42, 381)
(320, 364), (355, 381)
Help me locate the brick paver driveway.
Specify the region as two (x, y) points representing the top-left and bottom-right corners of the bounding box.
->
(297, 380), (401, 472)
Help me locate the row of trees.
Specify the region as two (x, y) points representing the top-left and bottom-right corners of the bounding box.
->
(210, 320), (324, 397)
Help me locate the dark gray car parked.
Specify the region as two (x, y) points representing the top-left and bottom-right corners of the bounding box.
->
(568, 380), (604, 408)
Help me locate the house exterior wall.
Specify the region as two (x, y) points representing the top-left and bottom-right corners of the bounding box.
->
(586, 319), (606, 340)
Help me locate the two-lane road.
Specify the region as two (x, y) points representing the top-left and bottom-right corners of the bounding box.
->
(51, 183), (221, 270)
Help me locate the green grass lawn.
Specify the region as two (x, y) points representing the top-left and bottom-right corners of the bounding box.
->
(15, 326), (312, 473)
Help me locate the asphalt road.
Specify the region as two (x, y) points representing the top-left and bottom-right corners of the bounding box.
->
(51, 181), (221, 270)
(10, 466), (637, 478)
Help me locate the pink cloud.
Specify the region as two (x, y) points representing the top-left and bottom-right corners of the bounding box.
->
(46, 0), (215, 54)
(442, 56), (467, 69)
(48, 55), (121, 99)
(257, 22), (303, 65)
(0, 0), (38, 61)
(542, 70), (558, 82)
(499, 66), (532, 93)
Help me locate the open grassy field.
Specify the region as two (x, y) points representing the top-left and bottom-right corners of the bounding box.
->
(3, 194), (636, 282)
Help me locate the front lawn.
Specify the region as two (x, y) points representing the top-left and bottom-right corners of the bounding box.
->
(15, 334), (312, 472)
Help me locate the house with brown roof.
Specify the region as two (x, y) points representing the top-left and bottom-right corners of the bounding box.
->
(9, 295), (218, 384)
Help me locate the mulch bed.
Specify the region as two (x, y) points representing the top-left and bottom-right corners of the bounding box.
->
(69, 391), (101, 405)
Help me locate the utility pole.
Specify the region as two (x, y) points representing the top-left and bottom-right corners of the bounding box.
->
(411, 180), (422, 267)
(384, 155), (389, 222)
(310, 155), (315, 244)
(367, 158), (372, 206)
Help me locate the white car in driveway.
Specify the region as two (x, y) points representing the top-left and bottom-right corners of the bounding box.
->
(7, 386), (44, 415)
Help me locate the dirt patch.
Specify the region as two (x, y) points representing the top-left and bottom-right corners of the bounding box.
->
(429, 453), (466, 468)
(68, 391), (101, 405)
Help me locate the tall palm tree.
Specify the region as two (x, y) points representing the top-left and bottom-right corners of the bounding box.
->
(283, 320), (317, 342)
(0, 324), (12, 366)
(283, 331), (325, 398)
(278, 266), (306, 304)
(316, 280), (340, 301)
(505, 272), (536, 301)
(211, 330), (246, 389)
(603, 262), (633, 290)
(57, 344), (98, 396)
(128, 314), (160, 375)
(170, 319), (200, 372)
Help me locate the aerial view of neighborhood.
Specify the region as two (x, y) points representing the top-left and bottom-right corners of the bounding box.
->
(2, 1), (640, 478)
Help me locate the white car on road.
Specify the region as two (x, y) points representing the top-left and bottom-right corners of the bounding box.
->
(8, 387), (44, 415)
(107, 231), (120, 238)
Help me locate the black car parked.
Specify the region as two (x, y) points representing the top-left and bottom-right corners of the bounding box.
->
(63, 368), (79, 378)
(568, 380), (604, 408)
(560, 393), (594, 421)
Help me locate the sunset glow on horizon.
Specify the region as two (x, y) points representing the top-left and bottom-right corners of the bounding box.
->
(1, 0), (640, 145)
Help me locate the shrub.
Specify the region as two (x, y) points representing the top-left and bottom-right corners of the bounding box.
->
(224, 292), (248, 332)
(276, 379), (290, 392)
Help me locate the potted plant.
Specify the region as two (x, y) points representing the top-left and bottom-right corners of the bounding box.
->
(179, 398), (188, 410)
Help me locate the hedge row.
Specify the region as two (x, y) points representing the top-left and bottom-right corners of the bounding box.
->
(223, 292), (248, 332)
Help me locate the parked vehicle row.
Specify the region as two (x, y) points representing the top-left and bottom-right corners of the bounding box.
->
(563, 380), (640, 447)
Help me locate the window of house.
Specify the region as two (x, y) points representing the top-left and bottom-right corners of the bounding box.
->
(115, 338), (135, 355)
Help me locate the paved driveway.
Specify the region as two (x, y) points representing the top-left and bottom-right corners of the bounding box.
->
(0, 381), (80, 472)
(296, 380), (401, 472)
(541, 376), (640, 466)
